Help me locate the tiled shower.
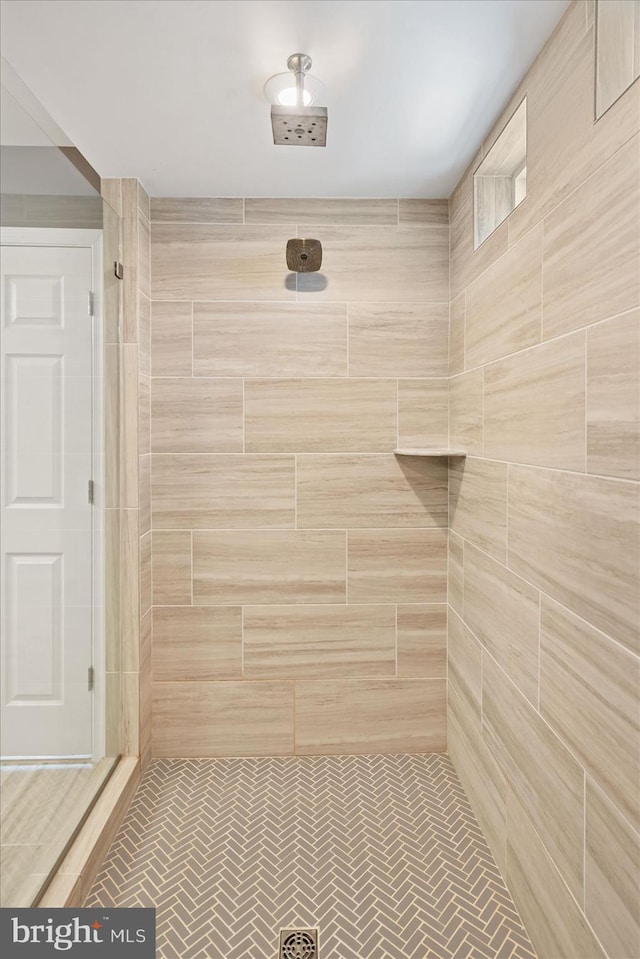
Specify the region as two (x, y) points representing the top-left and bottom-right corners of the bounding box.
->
(1, 1), (638, 957)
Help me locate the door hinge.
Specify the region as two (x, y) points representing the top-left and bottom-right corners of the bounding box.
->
(114, 261), (124, 279)
(88, 479), (94, 504)
(88, 666), (95, 692)
(88, 291), (95, 316)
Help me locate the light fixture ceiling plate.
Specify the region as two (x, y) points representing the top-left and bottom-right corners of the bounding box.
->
(271, 106), (328, 146)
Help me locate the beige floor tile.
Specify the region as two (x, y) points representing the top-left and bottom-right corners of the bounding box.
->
(348, 303), (449, 377)
(540, 597), (640, 830)
(151, 224), (296, 300)
(151, 302), (192, 376)
(245, 379), (397, 453)
(585, 778), (640, 959)
(484, 332), (586, 470)
(151, 378), (243, 453)
(587, 310), (640, 480)
(465, 225), (542, 368)
(151, 530), (191, 605)
(152, 454), (295, 529)
(295, 679), (446, 754)
(347, 528), (447, 603)
(463, 543), (540, 705)
(243, 605), (395, 679)
(152, 682), (294, 757)
(397, 379), (449, 449)
(397, 604), (446, 678)
(297, 454), (448, 528)
(483, 654), (585, 900)
(193, 302), (347, 377)
(193, 530), (346, 605)
(449, 458), (508, 562)
(152, 606), (242, 681)
(508, 465), (640, 655)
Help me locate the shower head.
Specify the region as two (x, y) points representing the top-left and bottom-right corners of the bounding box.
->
(286, 237), (322, 272)
(266, 53), (328, 147)
(271, 106), (328, 146)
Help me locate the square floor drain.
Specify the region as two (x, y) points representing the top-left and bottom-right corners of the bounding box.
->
(279, 928), (318, 958)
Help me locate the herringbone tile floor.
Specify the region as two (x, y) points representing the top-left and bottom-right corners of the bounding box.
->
(86, 754), (536, 959)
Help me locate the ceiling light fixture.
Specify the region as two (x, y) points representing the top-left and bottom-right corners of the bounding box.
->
(264, 53), (325, 107)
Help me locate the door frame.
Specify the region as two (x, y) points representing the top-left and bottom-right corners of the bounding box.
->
(0, 227), (105, 761)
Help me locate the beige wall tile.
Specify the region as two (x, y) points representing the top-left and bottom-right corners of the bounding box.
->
(138, 294), (150, 377)
(540, 597), (640, 831)
(121, 510), (139, 674)
(151, 378), (243, 453)
(122, 211), (139, 344)
(448, 700), (507, 874)
(397, 605), (446, 678)
(506, 790), (605, 959)
(122, 671), (139, 756)
(449, 369), (483, 455)
(152, 681), (294, 757)
(193, 530), (346, 605)
(244, 197), (397, 225)
(508, 465), (640, 654)
(586, 779), (640, 959)
(245, 379), (397, 453)
(151, 224), (296, 300)
(484, 333), (586, 471)
(465, 225), (542, 368)
(152, 454), (295, 529)
(464, 543), (540, 705)
(104, 509), (121, 674)
(508, 13), (639, 248)
(139, 453), (151, 536)
(449, 293), (465, 376)
(297, 454), (448, 529)
(448, 609), (482, 727)
(587, 310), (640, 480)
(449, 458), (508, 562)
(542, 135), (640, 339)
(295, 225), (449, 303)
(150, 197), (243, 223)
(152, 530), (191, 605)
(295, 679), (446, 754)
(138, 373), (150, 457)
(448, 530), (464, 617)
(101, 178), (122, 218)
(102, 201), (121, 345)
(398, 199), (448, 225)
(243, 605), (395, 679)
(347, 529), (447, 603)
(139, 530), (152, 618)
(193, 302), (347, 377)
(483, 654), (585, 899)
(397, 380), (449, 450)
(122, 345), (139, 507)
(151, 302), (192, 376)
(138, 214), (150, 298)
(152, 606), (242, 681)
(348, 304), (449, 377)
(137, 182), (150, 220)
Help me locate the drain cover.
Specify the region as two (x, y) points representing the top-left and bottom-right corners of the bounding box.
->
(279, 928), (318, 958)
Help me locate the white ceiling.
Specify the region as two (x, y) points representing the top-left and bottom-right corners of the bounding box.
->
(0, 0), (569, 198)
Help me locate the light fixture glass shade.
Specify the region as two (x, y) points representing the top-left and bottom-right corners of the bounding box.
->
(264, 73), (325, 107)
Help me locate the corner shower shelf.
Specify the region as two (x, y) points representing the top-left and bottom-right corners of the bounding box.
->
(394, 448), (467, 457)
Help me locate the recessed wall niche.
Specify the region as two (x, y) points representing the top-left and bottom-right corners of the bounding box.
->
(473, 98), (526, 249)
(595, 0), (640, 118)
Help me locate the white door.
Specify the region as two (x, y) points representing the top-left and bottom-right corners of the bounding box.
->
(1, 243), (94, 758)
